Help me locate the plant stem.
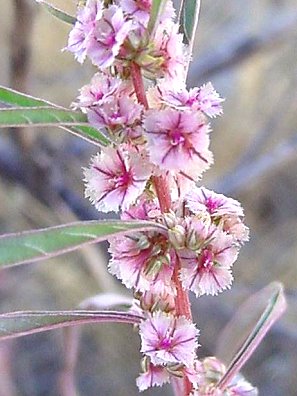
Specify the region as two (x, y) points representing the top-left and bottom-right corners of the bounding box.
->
(130, 61), (194, 395)
(173, 256), (192, 320)
(130, 62), (149, 110)
(172, 255), (193, 395)
(151, 174), (171, 213)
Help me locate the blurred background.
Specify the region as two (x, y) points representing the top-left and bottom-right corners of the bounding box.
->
(0, 0), (296, 395)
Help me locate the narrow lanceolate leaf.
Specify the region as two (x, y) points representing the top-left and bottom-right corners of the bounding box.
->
(179, 0), (201, 49)
(0, 220), (165, 268)
(0, 85), (60, 108)
(61, 125), (110, 146)
(0, 85), (109, 146)
(216, 282), (286, 391)
(35, 0), (76, 25)
(147, 0), (164, 35)
(0, 107), (88, 128)
(0, 310), (144, 340)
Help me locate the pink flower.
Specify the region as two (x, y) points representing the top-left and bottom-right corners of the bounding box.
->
(121, 197), (161, 221)
(74, 72), (132, 109)
(136, 362), (170, 391)
(87, 5), (132, 68)
(159, 170), (197, 201)
(120, 0), (175, 28)
(84, 145), (150, 212)
(182, 361), (201, 388)
(75, 72), (144, 140)
(196, 356), (225, 382)
(66, 0), (102, 63)
(186, 187), (249, 243)
(222, 215), (249, 244)
(179, 229), (238, 296)
(157, 0), (176, 26)
(144, 108), (213, 178)
(121, 0), (152, 27)
(182, 216), (213, 251)
(139, 311), (199, 366)
(153, 81), (224, 118)
(87, 95), (143, 131)
(186, 187), (244, 218)
(194, 83), (224, 118)
(108, 231), (174, 292)
(228, 375), (259, 396)
(147, 81), (187, 109)
(152, 22), (187, 79)
(195, 357), (258, 396)
(140, 286), (176, 314)
(108, 197), (175, 291)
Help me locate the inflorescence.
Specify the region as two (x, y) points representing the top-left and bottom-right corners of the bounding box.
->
(66, 1), (257, 394)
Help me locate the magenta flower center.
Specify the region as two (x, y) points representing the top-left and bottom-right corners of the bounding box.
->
(200, 249), (214, 271)
(91, 89), (104, 101)
(111, 109), (121, 119)
(114, 170), (132, 188)
(103, 32), (116, 47)
(170, 129), (185, 146)
(186, 96), (196, 106)
(159, 334), (173, 350)
(205, 197), (220, 214)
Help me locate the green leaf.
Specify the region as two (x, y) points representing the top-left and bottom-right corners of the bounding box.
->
(216, 282), (286, 391)
(147, 0), (164, 35)
(36, 0), (76, 25)
(0, 85), (109, 146)
(179, 0), (201, 48)
(0, 310), (143, 340)
(0, 220), (165, 268)
(0, 106), (88, 128)
(61, 124), (110, 146)
(0, 85), (57, 108)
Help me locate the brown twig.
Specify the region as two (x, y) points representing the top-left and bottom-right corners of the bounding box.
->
(10, 0), (36, 151)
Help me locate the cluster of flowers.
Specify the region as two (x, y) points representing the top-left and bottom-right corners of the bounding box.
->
(67, 0), (257, 394)
(109, 189), (252, 393)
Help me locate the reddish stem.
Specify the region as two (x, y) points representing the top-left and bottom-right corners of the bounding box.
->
(173, 257), (192, 321)
(130, 61), (193, 395)
(153, 185), (193, 396)
(151, 175), (171, 213)
(172, 256), (193, 395)
(130, 61), (149, 109)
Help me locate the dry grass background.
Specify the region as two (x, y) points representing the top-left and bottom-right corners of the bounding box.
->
(0, 0), (297, 395)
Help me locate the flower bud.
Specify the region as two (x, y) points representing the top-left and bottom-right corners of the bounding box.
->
(168, 225), (186, 249)
(141, 356), (149, 372)
(186, 228), (204, 251)
(145, 257), (163, 276)
(162, 211), (178, 229)
(136, 234), (151, 250)
(140, 289), (176, 314)
(166, 363), (184, 378)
